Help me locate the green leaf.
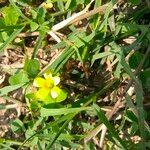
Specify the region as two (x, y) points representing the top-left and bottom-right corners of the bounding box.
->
(129, 0), (141, 5)
(24, 58), (40, 78)
(119, 23), (140, 35)
(129, 51), (143, 69)
(2, 6), (19, 25)
(11, 119), (26, 133)
(25, 129), (38, 145)
(93, 103), (127, 149)
(9, 0), (30, 21)
(139, 69), (150, 90)
(125, 110), (138, 123)
(39, 46), (75, 75)
(9, 71), (29, 85)
(0, 83), (25, 96)
(65, 0), (76, 10)
(30, 21), (39, 32)
(56, 89), (67, 102)
(68, 31), (95, 48)
(31, 9), (37, 19)
(37, 7), (46, 24)
(51, 87), (67, 103)
(129, 122), (139, 135)
(65, 0), (72, 10)
(56, 0), (65, 11)
(32, 34), (45, 58)
(1, 32), (9, 41)
(40, 107), (91, 117)
(0, 27), (24, 52)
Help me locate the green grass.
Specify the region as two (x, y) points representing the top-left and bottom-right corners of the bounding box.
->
(0, 0), (150, 149)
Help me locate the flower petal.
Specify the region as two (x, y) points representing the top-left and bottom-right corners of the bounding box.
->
(44, 71), (52, 79)
(35, 88), (50, 101)
(55, 89), (67, 102)
(50, 86), (61, 98)
(52, 76), (60, 85)
(45, 78), (54, 88)
(33, 77), (46, 87)
(41, 2), (53, 9)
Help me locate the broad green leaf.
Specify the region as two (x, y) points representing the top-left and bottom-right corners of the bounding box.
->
(24, 58), (40, 78)
(37, 7), (46, 24)
(0, 83), (25, 96)
(50, 87), (67, 102)
(2, 6), (19, 25)
(40, 107), (91, 117)
(1, 32), (9, 41)
(31, 9), (37, 19)
(56, 89), (67, 102)
(9, 71), (29, 85)
(0, 18), (5, 29)
(30, 21), (39, 32)
(9, 0), (30, 21)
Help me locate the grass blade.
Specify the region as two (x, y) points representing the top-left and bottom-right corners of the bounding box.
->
(0, 83), (25, 96)
(40, 107), (91, 117)
(93, 103), (127, 149)
(0, 26), (24, 52)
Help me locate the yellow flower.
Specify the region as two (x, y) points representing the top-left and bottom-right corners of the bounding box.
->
(33, 72), (67, 103)
(41, 2), (53, 9)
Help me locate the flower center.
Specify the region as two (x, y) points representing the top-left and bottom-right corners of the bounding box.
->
(43, 79), (54, 89)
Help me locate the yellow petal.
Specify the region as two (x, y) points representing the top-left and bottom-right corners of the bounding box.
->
(36, 88), (50, 101)
(45, 78), (54, 88)
(41, 2), (53, 9)
(44, 71), (52, 79)
(44, 71), (60, 85)
(33, 77), (46, 87)
(52, 76), (60, 85)
(50, 86), (60, 98)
